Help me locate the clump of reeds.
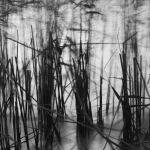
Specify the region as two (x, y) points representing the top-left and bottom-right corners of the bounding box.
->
(31, 30), (66, 149)
(0, 28), (65, 149)
(71, 51), (93, 137)
(120, 49), (133, 143)
(112, 33), (148, 148)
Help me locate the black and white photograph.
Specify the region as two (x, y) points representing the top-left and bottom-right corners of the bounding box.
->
(0, 0), (149, 150)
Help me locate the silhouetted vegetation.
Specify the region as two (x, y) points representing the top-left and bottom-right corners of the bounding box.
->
(0, 0), (150, 150)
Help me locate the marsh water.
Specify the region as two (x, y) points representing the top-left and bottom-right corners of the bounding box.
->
(3, 0), (150, 149)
